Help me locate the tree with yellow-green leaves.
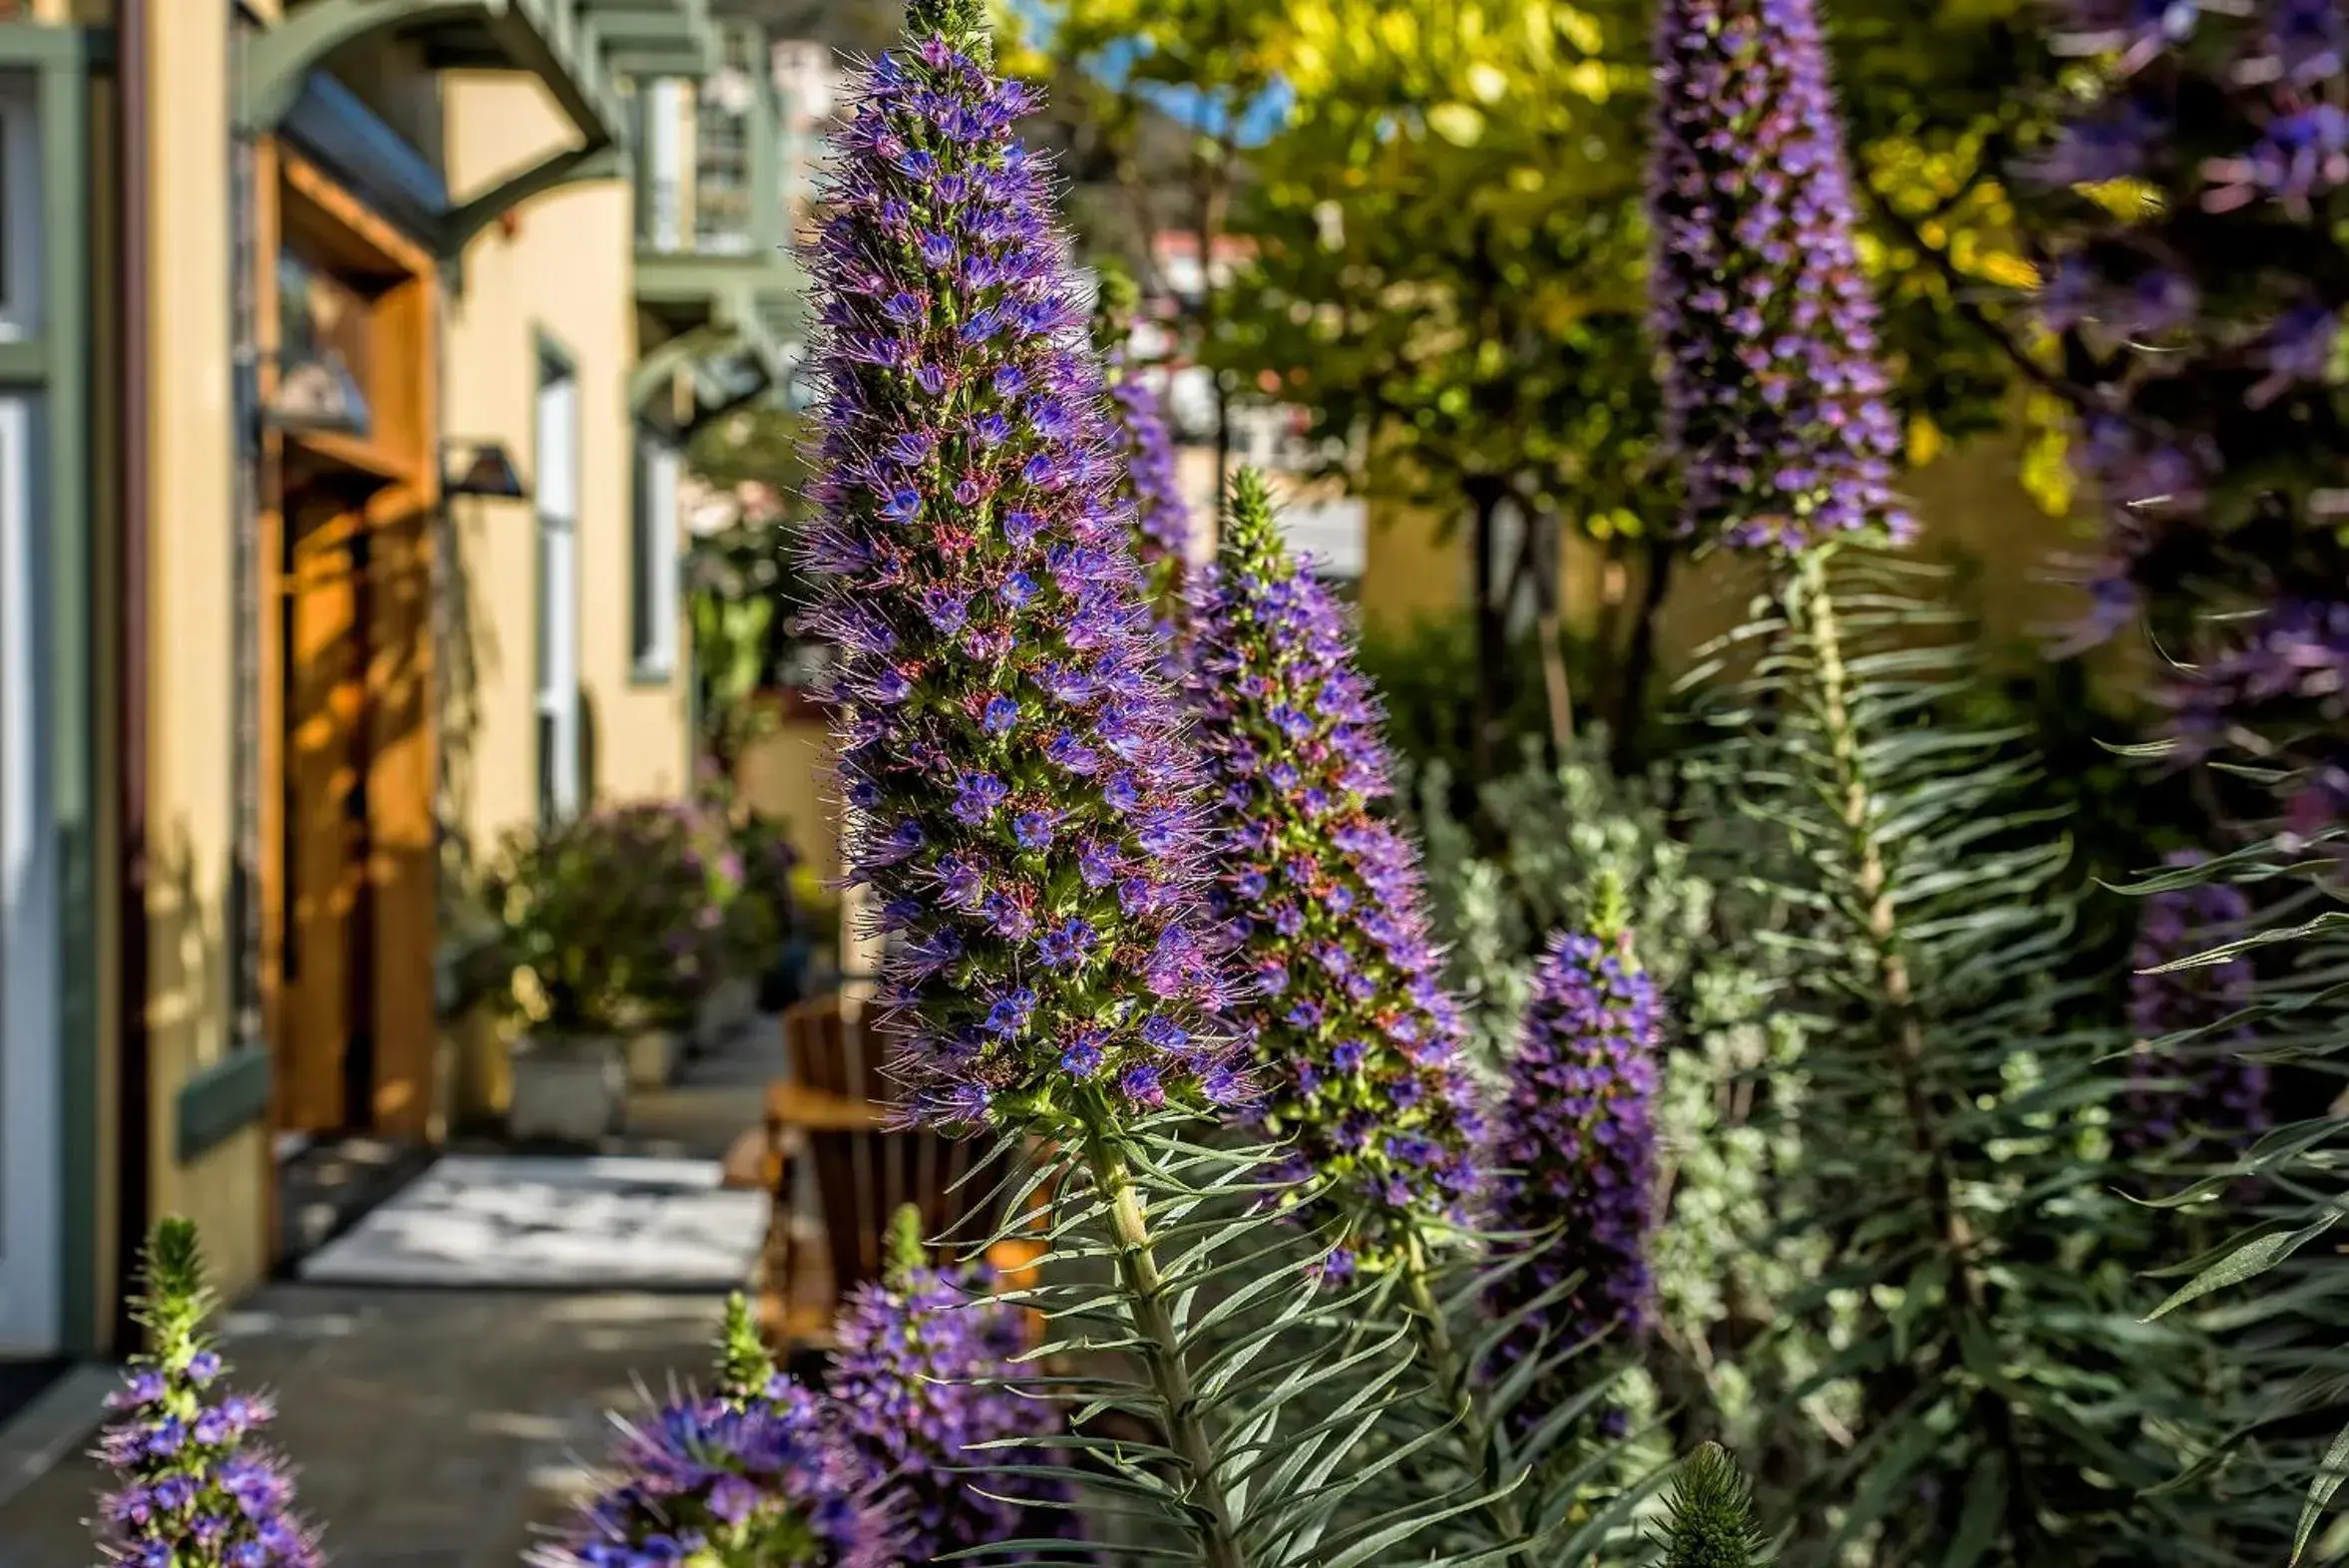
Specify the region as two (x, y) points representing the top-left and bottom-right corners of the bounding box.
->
(1043, 0), (2079, 777)
(1209, 0), (1659, 774)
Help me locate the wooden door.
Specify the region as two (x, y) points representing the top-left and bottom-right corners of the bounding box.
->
(277, 476), (372, 1131)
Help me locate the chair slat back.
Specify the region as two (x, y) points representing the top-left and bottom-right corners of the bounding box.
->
(781, 993), (1008, 1301)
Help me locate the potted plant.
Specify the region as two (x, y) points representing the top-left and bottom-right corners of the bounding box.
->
(486, 804), (725, 1139)
(699, 809), (799, 1047)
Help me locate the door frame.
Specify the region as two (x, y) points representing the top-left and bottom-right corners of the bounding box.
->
(257, 143), (439, 1141)
(0, 26), (94, 1359)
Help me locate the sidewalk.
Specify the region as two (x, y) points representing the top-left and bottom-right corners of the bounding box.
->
(0, 1017), (787, 1567)
(0, 1286), (727, 1568)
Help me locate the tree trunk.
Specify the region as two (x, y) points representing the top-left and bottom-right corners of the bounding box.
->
(1528, 509), (1575, 766)
(1611, 539), (1678, 774)
(1467, 478), (1507, 782)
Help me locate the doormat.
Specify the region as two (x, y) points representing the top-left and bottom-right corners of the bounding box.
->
(294, 1155), (767, 1292)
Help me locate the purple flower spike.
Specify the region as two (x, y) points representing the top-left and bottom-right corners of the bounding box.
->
(828, 1238), (1069, 1560)
(2165, 599), (2349, 842)
(1647, 0), (1912, 552)
(2121, 853), (2270, 1162)
(538, 1379), (895, 1568)
(93, 1223), (322, 1568)
(1093, 266), (1194, 667)
(1108, 360), (1193, 658)
(804, 0), (1234, 1132)
(1184, 469), (1486, 1271)
(1486, 930), (1662, 1384)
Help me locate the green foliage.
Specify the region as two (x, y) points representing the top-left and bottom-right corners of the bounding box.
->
(1656, 1443), (1765, 1568)
(681, 409), (823, 775)
(969, 1126), (1506, 1568)
(2107, 837), (2349, 1560)
(1404, 742), (1822, 1457)
(1686, 544), (2221, 1566)
(716, 1293), (778, 1405)
(885, 1203), (927, 1287)
(482, 805), (730, 1033)
(1209, 0), (1659, 528)
(134, 1218), (214, 1361)
(1359, 615), (1602, 791)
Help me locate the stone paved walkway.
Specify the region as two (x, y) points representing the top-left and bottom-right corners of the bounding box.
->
(0, 1017), (787, 1567)
(0, 1286), (727, 1568)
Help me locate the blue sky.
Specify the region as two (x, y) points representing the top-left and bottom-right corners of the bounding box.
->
(1012, 0), (1293, 146)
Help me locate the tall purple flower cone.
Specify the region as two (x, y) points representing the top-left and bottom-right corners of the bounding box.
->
(1184, 469), (1485, 1277)
(2123, 854), (2270, 1161)
(93, 1221), (322, 1568)
(1486, 927), (1663, 1380)
(536, 1379), (897, 1568)
(828, 1217), (1069, 1560)
(1094, 265), (1193, 644)
(802, 3), (1237, 1131)
(1108, 361), (1192, 653)
(1647, 0), (1911, 552)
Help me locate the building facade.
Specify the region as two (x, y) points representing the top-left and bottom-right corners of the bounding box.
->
(0, 0), (800, 1367)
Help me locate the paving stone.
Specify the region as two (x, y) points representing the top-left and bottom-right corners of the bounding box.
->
(0, 1287), (727, 1565)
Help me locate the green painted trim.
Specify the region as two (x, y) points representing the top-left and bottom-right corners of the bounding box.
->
(626, 320), (730, 411)
(0, 339), (46, 385)
(174, 1047), (273, 1166)
(239, 0), (499, 129)
(237, 0), (649, 144)
(0, 22), (110, 68)
(739, 22), (783, 255)
(438, 140), (625, 258)
(4, 26), (105, 1361)
(585, 0), (715, 77)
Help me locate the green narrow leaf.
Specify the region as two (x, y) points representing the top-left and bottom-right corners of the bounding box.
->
(2293, 1418), (2349, 1565)
(2144, 1211), (2342, 1321)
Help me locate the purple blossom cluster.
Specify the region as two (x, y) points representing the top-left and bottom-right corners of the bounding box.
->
(1646, 0), (1911, 552)
(801, 2), (1237, 1130)
(2122, 855), (2270, 1160)
(94, 1366), (319, 1568)
(94, 1226), (320, 1568)
(2030, 1), (2349, 832)
(537, 1380), (896, 1568)
(2166, 599), (2349, 845)
(828, 1259), (1067, 1559)
(1184, 470), (1485, 1277)
(1486, 931), (1663, 1369)
(1106, 356), (1193, 659)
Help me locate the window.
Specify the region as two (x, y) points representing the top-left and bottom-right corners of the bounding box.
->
(535, 351), (582, 824)
(0, 75), (36, 343)
(630, 429), (680, 680)
(641, 79), (688, 252)
(694, 27), (764, 254)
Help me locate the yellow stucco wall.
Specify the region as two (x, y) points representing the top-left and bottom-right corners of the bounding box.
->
(442, 73), (691, 873)
(1357, 494), (1465, 635)
(144, 0), (269, 1308)
(1352, 429), (2103, 688)
(738, 708), (841, 877)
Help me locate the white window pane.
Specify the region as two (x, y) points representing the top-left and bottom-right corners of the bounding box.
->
(0, 392), (59, 1355)
(634, 435), (680, 677)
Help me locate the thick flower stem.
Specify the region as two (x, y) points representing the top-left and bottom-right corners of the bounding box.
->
(1089, 1137), (1247, 1568)
(1400, 1233), (1531, 1564)
(1790, 546), (2035, 1538)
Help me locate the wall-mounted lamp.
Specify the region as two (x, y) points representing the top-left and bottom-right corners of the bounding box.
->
(443, 440), (530, 501)
(265, 350), (372, 438)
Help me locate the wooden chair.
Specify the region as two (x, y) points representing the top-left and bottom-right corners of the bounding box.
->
(766, 993), (1025, 1343)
